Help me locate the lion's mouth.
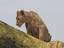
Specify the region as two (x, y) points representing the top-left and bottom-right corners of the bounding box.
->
(16, 24), (21, 27)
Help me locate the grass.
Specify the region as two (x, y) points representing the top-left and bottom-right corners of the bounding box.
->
(0, 20), (64, 48)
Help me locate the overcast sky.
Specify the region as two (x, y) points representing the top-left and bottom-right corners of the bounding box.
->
(0, 0), (64, 42)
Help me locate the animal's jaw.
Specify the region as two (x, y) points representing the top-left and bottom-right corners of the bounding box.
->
(16, 24), (21, 27)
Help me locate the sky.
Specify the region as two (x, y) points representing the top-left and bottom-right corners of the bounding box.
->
(0, 0), (64, 42)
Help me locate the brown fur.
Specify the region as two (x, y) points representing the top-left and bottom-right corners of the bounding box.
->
(16, 10), (51, 42)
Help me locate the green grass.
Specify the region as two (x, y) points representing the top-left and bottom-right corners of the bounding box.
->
(0, 20), (64, 48)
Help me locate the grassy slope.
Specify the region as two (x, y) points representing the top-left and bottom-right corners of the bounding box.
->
(0, 20), (64, 48)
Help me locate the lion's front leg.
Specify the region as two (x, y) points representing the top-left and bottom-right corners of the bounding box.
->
(26, 24), (39, 38)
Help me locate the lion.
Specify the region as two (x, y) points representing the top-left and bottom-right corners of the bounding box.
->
(16, 10), (51, 42)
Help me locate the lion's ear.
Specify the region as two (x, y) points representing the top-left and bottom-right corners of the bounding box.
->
(20, 10), (25, 16)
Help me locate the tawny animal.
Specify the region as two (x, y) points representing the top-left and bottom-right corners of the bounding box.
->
(16, 10), (51, 42)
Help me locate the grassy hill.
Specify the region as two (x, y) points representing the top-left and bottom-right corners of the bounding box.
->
(0, 20), (64, 48)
